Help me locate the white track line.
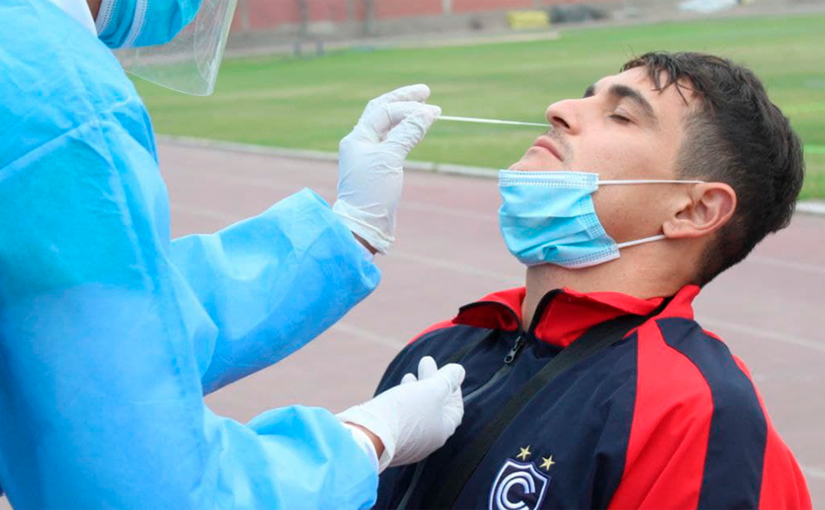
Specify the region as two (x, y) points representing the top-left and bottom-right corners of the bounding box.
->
(700, 317), (825, 353)
(748, 255), (825, 276)
(170, 165), (498, 223)
(802, 465), (825, 481)
(392, 251), (521, 285)
(329, 323), (404, 350)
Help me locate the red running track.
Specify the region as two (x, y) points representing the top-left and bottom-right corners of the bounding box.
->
(3, 141), (822, 508)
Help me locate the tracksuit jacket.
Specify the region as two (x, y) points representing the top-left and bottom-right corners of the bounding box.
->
(374, 285), (812, 509)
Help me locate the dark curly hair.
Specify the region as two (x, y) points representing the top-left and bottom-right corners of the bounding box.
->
(622, 52), (804, 285)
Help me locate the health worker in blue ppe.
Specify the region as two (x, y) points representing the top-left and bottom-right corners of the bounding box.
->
(0, 0), (467, 508)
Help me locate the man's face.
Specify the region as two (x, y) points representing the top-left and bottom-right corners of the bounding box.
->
(510, 67), (697, 245)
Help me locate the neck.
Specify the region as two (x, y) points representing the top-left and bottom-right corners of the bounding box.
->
(87, 0), (102, 19)
(521, 243), (692, 328)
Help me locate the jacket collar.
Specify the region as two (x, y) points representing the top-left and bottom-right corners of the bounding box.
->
(453, 285), (701, 348)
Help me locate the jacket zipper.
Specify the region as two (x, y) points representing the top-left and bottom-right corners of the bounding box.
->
(395, 291), (560, 509)
(503, 334), (527, 365)
(461, 333), (523, 406)
(397, 333), (527, 509)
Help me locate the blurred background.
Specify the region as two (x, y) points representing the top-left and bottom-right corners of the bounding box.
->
(4, 0), (824, 508)
(140, 0), (825, 198)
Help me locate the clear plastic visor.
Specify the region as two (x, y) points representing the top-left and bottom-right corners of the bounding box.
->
(116, 0), (238, 96)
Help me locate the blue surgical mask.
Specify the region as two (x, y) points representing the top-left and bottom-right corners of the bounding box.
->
(498, 170), (703, 268)
(96, 0), (201, 48)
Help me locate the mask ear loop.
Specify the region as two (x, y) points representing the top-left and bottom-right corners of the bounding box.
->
(598, 179), (705, 185)
(597, 180), (703, 250)
(615, 235), (667, 249)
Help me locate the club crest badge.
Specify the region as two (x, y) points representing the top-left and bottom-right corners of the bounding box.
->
(488, 459), (550, 510)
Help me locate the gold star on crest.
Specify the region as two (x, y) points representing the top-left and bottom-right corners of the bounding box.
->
(516, 446), (532, 461)
(540, 455), (556, 470)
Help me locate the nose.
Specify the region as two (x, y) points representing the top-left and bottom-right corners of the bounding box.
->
(545, 99), (580, 135)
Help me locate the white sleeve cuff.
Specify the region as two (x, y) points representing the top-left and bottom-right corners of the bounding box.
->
(332, 201), (393, 255)
(341, 422), (380, 473)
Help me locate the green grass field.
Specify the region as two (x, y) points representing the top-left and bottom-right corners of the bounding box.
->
(138, 14), (825, 199)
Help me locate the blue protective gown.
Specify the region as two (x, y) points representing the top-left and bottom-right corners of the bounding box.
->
(0, 0), (382, 508)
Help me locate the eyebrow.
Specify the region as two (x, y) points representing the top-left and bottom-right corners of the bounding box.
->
(583, 83), (658, 126)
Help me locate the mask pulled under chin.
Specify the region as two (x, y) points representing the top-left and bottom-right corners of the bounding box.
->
(497, 170), (701, 268)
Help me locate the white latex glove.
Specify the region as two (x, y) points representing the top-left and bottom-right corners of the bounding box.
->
(337, 356), (465, 472)
(333, 84), (442, 254)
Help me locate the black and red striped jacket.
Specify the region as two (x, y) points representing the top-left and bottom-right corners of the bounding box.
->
(374, 285), (811, 509)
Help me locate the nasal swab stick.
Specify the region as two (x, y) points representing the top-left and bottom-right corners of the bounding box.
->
(439, 115), (550, 128)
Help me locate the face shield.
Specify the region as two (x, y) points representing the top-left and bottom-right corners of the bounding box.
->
(114, 0), (239, 96)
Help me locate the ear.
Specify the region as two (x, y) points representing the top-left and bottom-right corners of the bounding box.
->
(663, 183), (737, 239)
